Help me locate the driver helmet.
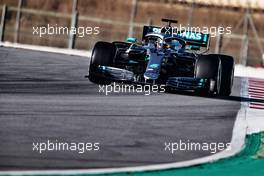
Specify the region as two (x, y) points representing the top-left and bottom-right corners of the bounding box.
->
(156, 38), (163, 49)
(170, 40), (182, 50)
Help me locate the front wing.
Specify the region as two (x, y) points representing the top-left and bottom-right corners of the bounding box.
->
(89, 65), (210, 91)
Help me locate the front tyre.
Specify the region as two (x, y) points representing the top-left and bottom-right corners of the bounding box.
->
(195, 55), (222, 95)
(88, 41), (116, 84)
(218, 55), (235, 96)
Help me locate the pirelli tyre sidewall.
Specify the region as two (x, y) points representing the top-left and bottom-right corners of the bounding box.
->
(88, 41), (116, 85)
(195, 55), (222, 95)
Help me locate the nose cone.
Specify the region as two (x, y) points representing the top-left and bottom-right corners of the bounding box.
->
(144, 52), (163, 81)
(144, 72), (159, 80)
(144, 65), (160, 80)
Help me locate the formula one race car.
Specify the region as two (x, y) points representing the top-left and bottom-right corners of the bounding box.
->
(88, 19), (234, 96)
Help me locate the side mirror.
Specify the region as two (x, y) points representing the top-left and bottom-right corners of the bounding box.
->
(127, 37), (137, 43)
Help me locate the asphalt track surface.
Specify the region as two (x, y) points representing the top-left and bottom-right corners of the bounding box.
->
(0, 47), (241, 170)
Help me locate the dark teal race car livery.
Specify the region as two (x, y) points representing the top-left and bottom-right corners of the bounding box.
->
(88, 19), (235, 96)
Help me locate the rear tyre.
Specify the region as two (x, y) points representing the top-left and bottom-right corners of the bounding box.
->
(218, 55), (234, 96)
(195, 55), (222, 95)
(88, 41), (116, 84)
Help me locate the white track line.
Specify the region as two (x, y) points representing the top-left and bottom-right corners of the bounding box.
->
(0, 42), (91, 58)
(0, 43), (248, 175)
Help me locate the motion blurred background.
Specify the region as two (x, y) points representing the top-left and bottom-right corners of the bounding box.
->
(0, 0), (263, 66)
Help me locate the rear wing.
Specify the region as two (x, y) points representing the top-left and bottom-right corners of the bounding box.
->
(142, 26), (210, 48)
